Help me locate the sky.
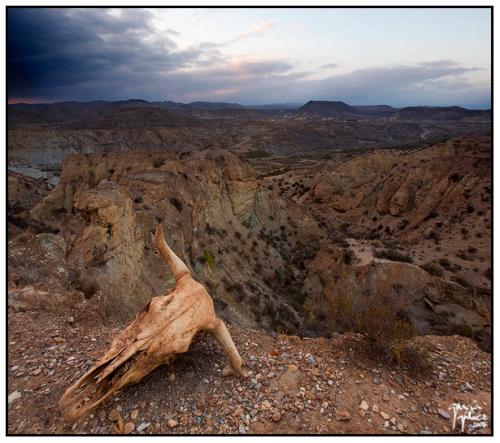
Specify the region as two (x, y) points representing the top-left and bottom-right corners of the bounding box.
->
(7, 7), (492, 108)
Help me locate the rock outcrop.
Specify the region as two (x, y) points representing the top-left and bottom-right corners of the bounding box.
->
(28, 148), (320, 329)
(303, 245), (490, 349)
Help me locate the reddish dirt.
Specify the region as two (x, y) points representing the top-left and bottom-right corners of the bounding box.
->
(8, 309), (491, 435)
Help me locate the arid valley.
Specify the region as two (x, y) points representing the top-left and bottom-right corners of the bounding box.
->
(7, 99), (492, 434)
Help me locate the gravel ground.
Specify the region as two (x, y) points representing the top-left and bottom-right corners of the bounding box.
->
(8, 309), (491, 435)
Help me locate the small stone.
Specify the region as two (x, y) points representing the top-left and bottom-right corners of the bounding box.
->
(381, 412), (390, 420)
(336, 410), (351, 421)
(372, 404), (379, 413)
(124, 422), (135, 434)
(311, 368), (319, 377)
(272, 411), (282, 422)
(32, 368), (41, 376)
(397, 423), (406, 433)
(382, 393), (390, 402)
(232, 407), (244, 418)
(167, 419), (178, 428)
(327, 380), (334, 386)
(168, 373), (176, 382)
(109, 409), (121, 422)
(394, 375), (403, 385)
(358, 409), (366, 418)
(438, 409), (450, 420)
(130, 410), (139, 420)
(390, 417), (397, 425)
(239, 423), (246, 434)
(136, 422), (150, 432)
(67, 316), (74, 324)
(261, 400), (272, 410)
(359, 400), (369, 411)
(8, 391), (21, 404)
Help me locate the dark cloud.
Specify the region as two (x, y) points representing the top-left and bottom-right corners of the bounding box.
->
(8, 8), (490, 107)
(8, 8), (198, 100)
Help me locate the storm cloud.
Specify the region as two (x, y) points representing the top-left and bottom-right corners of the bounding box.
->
(8, 8), (491, 107)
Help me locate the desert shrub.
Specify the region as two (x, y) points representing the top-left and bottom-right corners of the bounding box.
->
(342, 249), (354, 265)
(374, 248), (413, 263)
(381, 238), (405, 250)
(152, 158), (166, 168)
(242, 150), (270, 159)
(398, 219), (410, 230)
(203, 250), (215, 268)
(329, 288), (416, 356)
(439, 258), (452, 269)
(420, 262), (443, 277)
(391, 342), (432, 376)
(206, 223), (215, 236)
(263, 302), (275, 318)
(357, 295), (415, 350)
(423, 209), (438, 221)
(453, 323), (474, 338)
(452, 274), (470, 288)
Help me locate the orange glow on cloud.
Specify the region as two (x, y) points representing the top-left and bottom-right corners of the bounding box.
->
(8, 97), (50, 104)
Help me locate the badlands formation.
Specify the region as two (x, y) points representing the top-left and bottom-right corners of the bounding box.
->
(7, 101), (491, 434)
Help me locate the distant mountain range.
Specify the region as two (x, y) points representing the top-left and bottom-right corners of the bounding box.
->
(295, 100), (490, 120)
(8, 99), (491, 128)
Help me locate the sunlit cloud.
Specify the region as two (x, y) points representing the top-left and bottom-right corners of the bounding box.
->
(236, 20), (276, 40)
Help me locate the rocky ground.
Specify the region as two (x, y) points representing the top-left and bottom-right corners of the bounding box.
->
(8, 308), (491, 435)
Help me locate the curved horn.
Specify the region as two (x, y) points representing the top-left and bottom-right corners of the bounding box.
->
(153, 224), (190, 281)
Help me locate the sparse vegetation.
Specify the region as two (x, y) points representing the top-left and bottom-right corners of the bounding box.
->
(374, 248), (413, 263)
(152, 157), (166, 168)
(420, 262), (443, 277)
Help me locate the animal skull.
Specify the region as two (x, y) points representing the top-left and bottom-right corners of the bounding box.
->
(59, 224), (246, 420)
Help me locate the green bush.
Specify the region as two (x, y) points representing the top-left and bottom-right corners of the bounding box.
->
(203, 250), (215, 267)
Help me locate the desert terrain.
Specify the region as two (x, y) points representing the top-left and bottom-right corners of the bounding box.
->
(7, 100), (491, 434)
